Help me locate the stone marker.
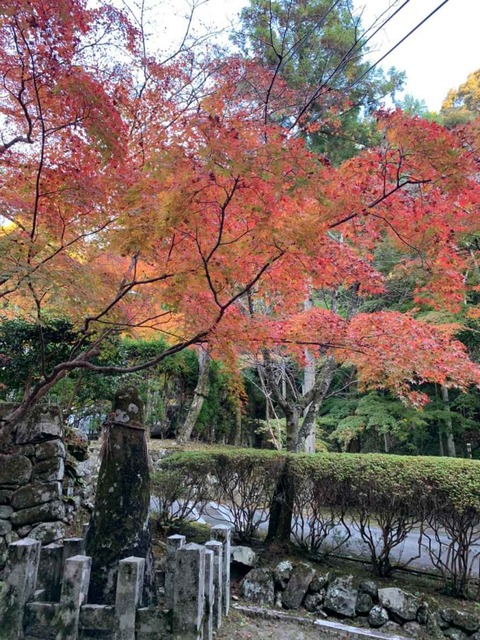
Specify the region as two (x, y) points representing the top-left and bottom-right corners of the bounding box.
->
(173, 543), (206, 640)
(37, 542), (63, 601)
(0, 537), (41, 640)
(57, 554), (91, 640)
(165, 534), (186, 609)
(85, 387), (156, 605)
(211, 524), (231, 615)
(203, 548), (214, 640)
(205, 540), (223, 629)
(63, 537), (85, 564)
(114, 556), (145, 640)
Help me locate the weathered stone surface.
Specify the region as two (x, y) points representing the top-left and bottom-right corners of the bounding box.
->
(211, 525), (231, 616)
(17, 525), (33, 537)
(368, 605), (389, 628)
(355, 592), (373, 615)
(441, 609), (480, 633)
(80, 604), (115, 631)
(240, 568), (275, 607)
(282, 563), (316, 610)
(381, 620), (403, 635)
(205, 540), (223, 630)
(11, 482), (61, 510)
(273, 560), (293, 589)
(10, 500), (65, 527)
(165, 535), (186, 609)
(0, 454), (32, 485)
(0, 518), (12, 535)
(0, 504), (13, 518)
(324, 575), (357, 619)
(172, 543), (206, 639)
(437, 611), (451, 630)
(136, 607), (169, 638)
(36, 542), (63, 601)
(231, 545), (258, 568)
(57, 555), (91, 638)
(378, 587), (419, 623)
(115, 556), (145, 640)
(35, 439), (65, 461)
(304, 591), (325, 613)
(29, 521), (65, 544)
(34, 457), (64, 482)
(24, 601), (59, 638)
(85, 387), (156, 606)
(17, 444), (35, 457)
(309, 571), (331, 593)
(444, 629), (468, 640)
(0, 538), (42, 640)
(416, 604), (429, 625)
(0, 489), (13, 504)
(15, 405), (63, 445)
(358, 580), (378, 600)
(403, 621), (423, 638)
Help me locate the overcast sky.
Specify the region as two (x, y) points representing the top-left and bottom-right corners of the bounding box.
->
(163, 0), (479, 112)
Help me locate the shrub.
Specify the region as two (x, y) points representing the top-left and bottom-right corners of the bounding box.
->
(289, 454), (352, 555)
(156, 448), (480, 595)
(159, 449), (285, 541)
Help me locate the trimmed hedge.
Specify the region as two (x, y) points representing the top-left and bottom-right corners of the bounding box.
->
(154, 449), (285, 541)
(154, 449), (480, 595)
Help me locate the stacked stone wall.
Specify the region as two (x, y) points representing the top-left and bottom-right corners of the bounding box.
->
(0, 404), (67, 571)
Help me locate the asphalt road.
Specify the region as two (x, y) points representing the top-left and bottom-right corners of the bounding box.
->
(152, 498), (480, 573)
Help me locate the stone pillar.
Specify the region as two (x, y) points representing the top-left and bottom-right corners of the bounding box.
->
(203, 548), (214, 640)
(0, 538), (41, 640)
(205, 540), (223, 629)
(173, 543), (206, 640)
(37, 542), (63, 601)
(165, 534), (185, 609)
(114, 556), (145, 640)
(85, 387), (156, 605)
(211, 525), (231, 616)
(57, 555), (91, 640)
(63, 537), (85, 564)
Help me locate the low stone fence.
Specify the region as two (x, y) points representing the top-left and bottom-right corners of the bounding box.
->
(0, 525), (231, 640)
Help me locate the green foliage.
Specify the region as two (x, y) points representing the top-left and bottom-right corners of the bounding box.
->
(237, 0), (404, 163)
(0, 318), (81, 400)
(195, 360), (238, 441)
(162, 448), (480, 592)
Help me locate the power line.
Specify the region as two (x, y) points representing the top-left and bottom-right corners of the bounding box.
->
(290, 0), (415, 128)
(351, 0), (452, 89)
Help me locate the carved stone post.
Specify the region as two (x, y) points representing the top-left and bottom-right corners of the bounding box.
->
(85, 387), (156, 605)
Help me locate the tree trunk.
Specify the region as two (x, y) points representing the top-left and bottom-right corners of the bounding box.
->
(441, 385), (457, 457)
(285, 410), (300, 453)
(266, 457), (295, 544)
(297, 356), (335, 453)
(302, 347), (316, 452)
(177, 348), (211, 445)
(232, 403), (242, 446)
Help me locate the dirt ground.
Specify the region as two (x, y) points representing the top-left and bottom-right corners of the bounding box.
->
(214, 610), (327, 640)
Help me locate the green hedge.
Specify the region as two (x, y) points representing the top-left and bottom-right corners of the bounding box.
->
(155, 449), (480, 594)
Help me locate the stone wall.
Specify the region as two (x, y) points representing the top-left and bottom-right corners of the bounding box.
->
(239, 560), (480, 639)
(0, 404), (67, 571)
(0, 525), (231, 640)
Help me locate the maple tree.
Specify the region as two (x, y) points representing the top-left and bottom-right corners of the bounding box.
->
(0, 0), (479, 437)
